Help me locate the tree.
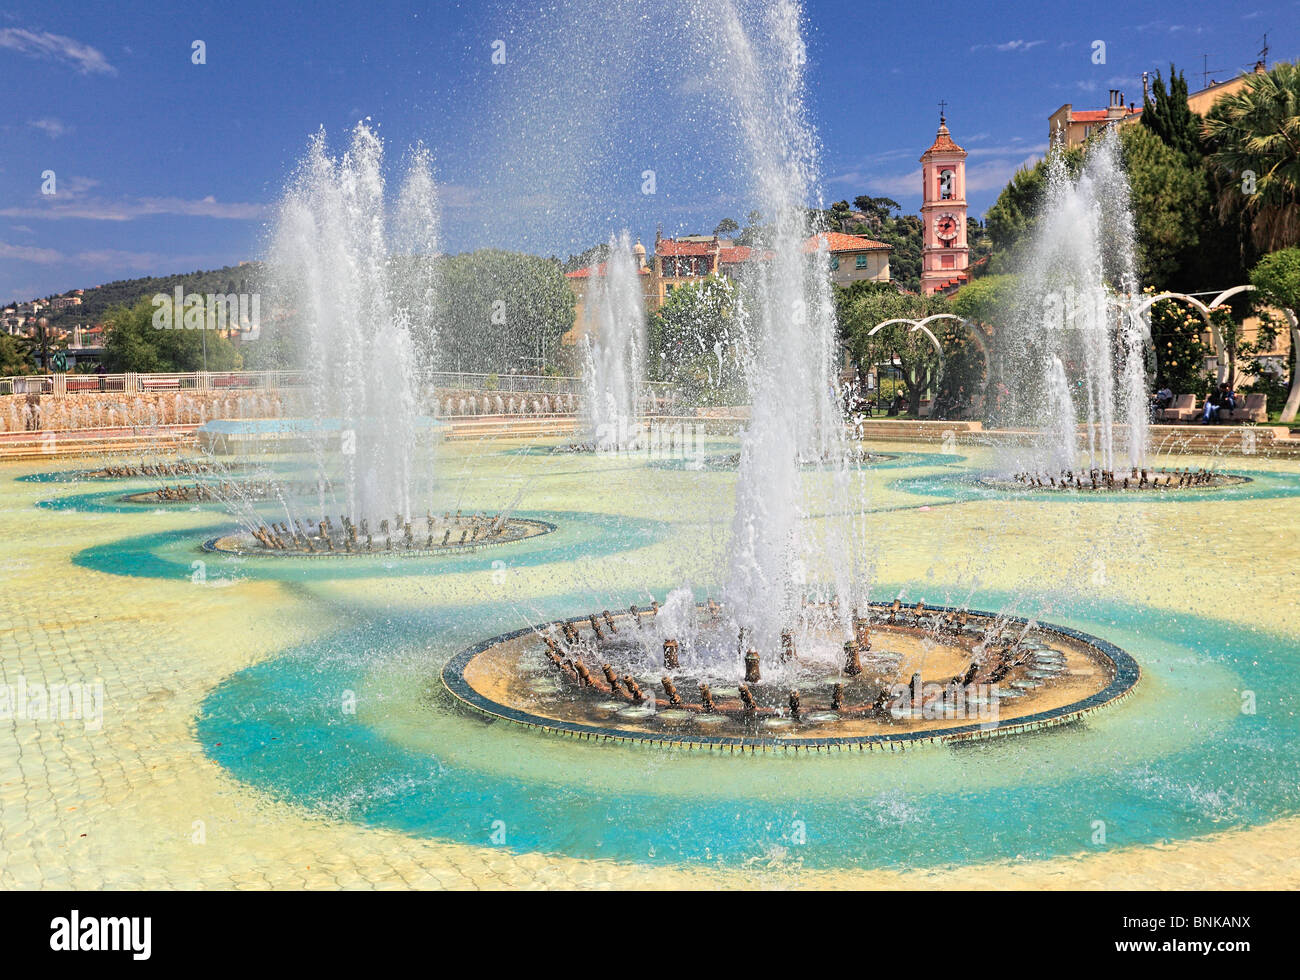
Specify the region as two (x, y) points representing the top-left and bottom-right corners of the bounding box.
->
(983, 159), (1049, 265)
(1121, 124), (1211, 288)
(102, 299), (242, 373)
(983, 146), (1085, 272)
(852, 196), (902, 228)
(827, 200), (852, 232)
(713, 217), (740, 237)
(1249, 247), (1300, 420)
(950, 274), (1018, 331)
(564, 242), (610, 273)
(1144, 294), (1211, 394)
(430, 250), (574, 374)
(0, 333), (36, 375)
(837, 285), (950, 416)
(649, 275), (747, 404)
(1141, 65), (1202, 162)
(1206, 60), (1300, 251)
(734, 210), (768, 247)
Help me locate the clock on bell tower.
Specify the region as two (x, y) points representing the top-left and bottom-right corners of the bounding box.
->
(920, 107), (970, 296)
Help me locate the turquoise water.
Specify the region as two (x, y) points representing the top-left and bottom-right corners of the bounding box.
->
(190, 590), (1296, 871)
(68, 509), (670, 584)
(36, 451), (1300, 872)
(891, 467), (1300, 505)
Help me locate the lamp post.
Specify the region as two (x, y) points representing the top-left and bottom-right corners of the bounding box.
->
(36, 317), (51, 373)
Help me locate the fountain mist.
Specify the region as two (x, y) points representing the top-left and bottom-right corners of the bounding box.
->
(268, 124), (439, 525)
(581, 231), (646, 449)
(708, 0), (865, 649)
(999, 127), (1147, 474)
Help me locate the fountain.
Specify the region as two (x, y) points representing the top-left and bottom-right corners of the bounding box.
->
(439, 0), (1141, 747)
(444, 598), (1138, 748)
(265, 122), (433, 525)
(194, 125), (549, 555)
(711, 0), (866, 652)
(994, 127), (1146, 476)
(984, 126), (1240, 493)
(579, 231), (647, 451)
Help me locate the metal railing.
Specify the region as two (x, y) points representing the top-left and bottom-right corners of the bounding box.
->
(428, 372), (676, 397)
(0, 370), (308, 396)
(0, 369), (677, 399)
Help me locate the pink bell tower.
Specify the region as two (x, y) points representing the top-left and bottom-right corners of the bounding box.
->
(920, 105), (970, 296)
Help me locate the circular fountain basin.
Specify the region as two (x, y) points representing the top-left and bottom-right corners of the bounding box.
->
(204, 515), (555, 558)
(74, 459), (228, 481)
(978, 469), (1251, 494)
(442, 601), (1139, 751)
(120, 478), (325, 505)
(654, 448), (898, 472)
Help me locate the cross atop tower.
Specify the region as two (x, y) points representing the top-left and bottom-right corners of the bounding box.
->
(920, 112), (967, 296)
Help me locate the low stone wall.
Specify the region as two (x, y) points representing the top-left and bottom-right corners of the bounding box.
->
(0, 389), (306, 434)
(432, 388), (679, 418)
(434, 389), (579, 417)
(1, 386), (584, 432)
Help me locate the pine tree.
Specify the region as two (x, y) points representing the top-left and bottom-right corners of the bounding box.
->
(1141, 65), (1202, 162)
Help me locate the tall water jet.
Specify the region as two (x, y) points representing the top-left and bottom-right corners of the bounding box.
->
(267, 124), (439, 524)
(709, 0), (865, 648)
(581, 231), (646, 449)
(998, 126), (1147, 474)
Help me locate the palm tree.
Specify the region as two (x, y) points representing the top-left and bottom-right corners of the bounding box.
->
(1205, 60), (1300, 251)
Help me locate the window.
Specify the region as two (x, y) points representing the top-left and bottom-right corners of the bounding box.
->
(830, 256), (840, 270)
(855, 254), (868, 270)
(939, 169), (955, 200)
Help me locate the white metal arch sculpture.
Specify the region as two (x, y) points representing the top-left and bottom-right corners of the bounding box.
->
(865, 318), (945, 359)
(913, 313), (992, 366)
(1132, 287), (1256, 384)
(864, 318), (946, 408)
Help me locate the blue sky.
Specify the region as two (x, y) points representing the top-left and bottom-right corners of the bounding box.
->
(1, 0), (1296, 303)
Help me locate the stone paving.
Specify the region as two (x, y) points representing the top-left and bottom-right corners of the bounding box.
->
(2, 442), (1298, 889)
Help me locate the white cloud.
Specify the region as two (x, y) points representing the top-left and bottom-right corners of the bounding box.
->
(28, 117), (69, 138)
(0, 28), (116, 75)
(0, 241), (62, 263)
(964, 154), (1045, 192)
(971, 39), (1045, 53)
(72, 248), (170, 270)
(0, 184), (267, 222)
(852, 152), (1045, 200)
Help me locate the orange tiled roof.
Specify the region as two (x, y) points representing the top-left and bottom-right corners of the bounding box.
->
(804, 232), (891, 254)
(655, 239), (718, 256)
(922, 123), (965, 157)
(1070, 110), (1109, 122)
(719, 245), (765, 263)
(652, 239), (769, 265)
(1069, 106), (1141, 122)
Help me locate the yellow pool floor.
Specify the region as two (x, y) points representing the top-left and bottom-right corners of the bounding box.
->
(2, 440), (1298, 889)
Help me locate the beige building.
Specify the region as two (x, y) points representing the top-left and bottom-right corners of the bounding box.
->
(1049, 62), (1269, 149)
(1048, 89), (1141, 148)
(564, 231), (892, 347)
(650, 230), (891, 304)
(561, 239), (655, 347)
